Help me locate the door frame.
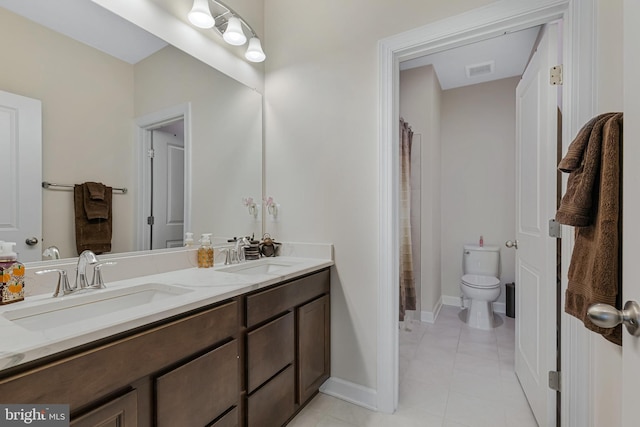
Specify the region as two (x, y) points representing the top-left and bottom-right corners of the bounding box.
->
(134, 103), (192, 251)
(377, 0), (596, 425)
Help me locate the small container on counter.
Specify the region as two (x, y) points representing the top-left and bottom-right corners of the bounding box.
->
(197, 233), (214, 268)
(0, 241), (25, 305)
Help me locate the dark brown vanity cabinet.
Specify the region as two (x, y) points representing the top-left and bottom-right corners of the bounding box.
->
(0, 266), (331, 427)
(0, 299), (240, 427)
(244, 268), (330, 426)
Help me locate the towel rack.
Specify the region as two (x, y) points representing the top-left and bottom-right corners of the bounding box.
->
(42, 181), (128, 194)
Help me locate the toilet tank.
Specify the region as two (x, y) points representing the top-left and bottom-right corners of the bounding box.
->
(463, 244), (500, 277)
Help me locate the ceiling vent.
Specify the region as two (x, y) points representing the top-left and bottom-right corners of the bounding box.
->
(465, 61), (495, 78)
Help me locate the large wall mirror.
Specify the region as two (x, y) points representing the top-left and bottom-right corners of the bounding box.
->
(0, 1), (263, 260)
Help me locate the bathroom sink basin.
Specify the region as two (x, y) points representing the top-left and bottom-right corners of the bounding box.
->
(2, 283), (192, 331)
(217, 258), (301, 275)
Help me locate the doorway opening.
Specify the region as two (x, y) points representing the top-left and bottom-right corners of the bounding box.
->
(378, 2), (597, 426)
(135, 103), (192, 251)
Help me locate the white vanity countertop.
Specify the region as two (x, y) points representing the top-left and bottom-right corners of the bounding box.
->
(0, 256), (333, 372)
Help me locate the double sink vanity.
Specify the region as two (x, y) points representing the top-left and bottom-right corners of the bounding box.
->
(0, 245), (333, 427)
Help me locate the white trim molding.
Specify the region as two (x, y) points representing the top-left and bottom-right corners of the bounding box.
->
(378, 0), (595, 423)
(319, 377), (377, 412)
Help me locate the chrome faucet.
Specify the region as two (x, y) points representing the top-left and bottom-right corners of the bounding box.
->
(74, 251), (117, 290)
(35, 251), (117, 297)
(42, 246), (61, 260)
(75, 250), (99, 289)
(35, 269), (73, 297)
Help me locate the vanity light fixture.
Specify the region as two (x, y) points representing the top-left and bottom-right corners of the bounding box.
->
(187, 0), (266, 62)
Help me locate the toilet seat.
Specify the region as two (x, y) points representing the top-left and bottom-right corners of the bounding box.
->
(461, 274), (500, 289)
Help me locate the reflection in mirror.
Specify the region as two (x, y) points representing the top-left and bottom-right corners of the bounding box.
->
(0, 4), (263, 260)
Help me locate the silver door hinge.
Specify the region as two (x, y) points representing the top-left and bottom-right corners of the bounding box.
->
(147, 216), (154, 225)
(549, 370), (561, 392)
(147, 149), (155, 158)
(550, 65), (563, 85)
(549, 218), (561, 238)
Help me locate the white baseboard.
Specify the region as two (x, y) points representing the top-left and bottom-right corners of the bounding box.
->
(442, 295), (463, 308)
(319, 377), (377, 411)
(420, 297), (443, 324)
(441, 294), (507, 314)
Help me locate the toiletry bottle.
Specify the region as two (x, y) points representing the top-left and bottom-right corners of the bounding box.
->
(198, 233), (214, 268)
(184, 232), (195, 247)
(0, 241), (25, 305)
(479, 235), (484, 247)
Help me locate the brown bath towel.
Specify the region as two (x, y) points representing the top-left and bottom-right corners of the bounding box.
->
(74, 183), (113, 255)
(556, 112), (623, 345)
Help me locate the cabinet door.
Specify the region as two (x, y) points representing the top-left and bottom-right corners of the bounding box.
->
(297, 295), (330, 404)
(71, 390), (137, 427)
(156, 340), (238, 427)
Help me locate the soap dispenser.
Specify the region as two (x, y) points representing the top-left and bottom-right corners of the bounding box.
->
(184, 232), (195, 247)
(0, 241), (25, 305)
(198, 233), (214, 268)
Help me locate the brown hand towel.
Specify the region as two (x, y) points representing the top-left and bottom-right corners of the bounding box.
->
(555, 113), (617, 226)
(86, 181), (105, 200)
(556, 112), (623, 345)
(74, 184), (112, 255)
(82, 182), (109, 220)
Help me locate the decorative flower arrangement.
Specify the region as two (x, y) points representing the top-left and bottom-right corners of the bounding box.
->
(263, 196), (278, 218)
(243, 197), (258, 218)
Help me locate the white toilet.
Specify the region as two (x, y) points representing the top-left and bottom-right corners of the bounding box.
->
(461, 244), (501, 330)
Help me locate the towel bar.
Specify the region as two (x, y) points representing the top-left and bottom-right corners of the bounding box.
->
(42, 181), (128, 194)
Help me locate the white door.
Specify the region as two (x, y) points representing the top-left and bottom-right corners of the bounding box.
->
(0, 90), (42, 262)
(622, 0), (640, 424)
(151, 128), (184, 249)
(513, 23), (558, 427)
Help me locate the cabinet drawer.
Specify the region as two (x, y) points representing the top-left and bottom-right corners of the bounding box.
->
(211, 407), (238, 427)
(246, 269), (329, 327)
(71, 389), (137, 427)
(0, 300), (238, 410)
(247, 312), (294, 393)
(156, 340), (238, 427)
(247, 365), (295, 427)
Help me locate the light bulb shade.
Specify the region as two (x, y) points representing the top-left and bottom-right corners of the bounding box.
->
(245, 37), (266, 62)
(188, 0), (215, 28)
(223, 17), (247, 45)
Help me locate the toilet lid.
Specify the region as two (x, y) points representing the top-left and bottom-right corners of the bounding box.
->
(461, 274), (500, 288)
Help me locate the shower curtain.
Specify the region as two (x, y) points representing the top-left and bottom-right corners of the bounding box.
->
(399, 119), (416, 321)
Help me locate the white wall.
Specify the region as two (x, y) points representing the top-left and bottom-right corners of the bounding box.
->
(400, 65), (443, 317)
(263, 0), (495, 390)
(441, 77), (519, 305)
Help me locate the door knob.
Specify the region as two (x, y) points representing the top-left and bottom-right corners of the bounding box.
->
(587, 301), (640, 336)
(505, 240), (519, 249)
(25, 237), (39, 246)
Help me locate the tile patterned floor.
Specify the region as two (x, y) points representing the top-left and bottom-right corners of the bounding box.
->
(289, 305), (538, 427)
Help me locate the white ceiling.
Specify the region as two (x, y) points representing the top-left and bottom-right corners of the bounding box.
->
(400, 26), (541, 90)
(0, 0), (167, 64)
